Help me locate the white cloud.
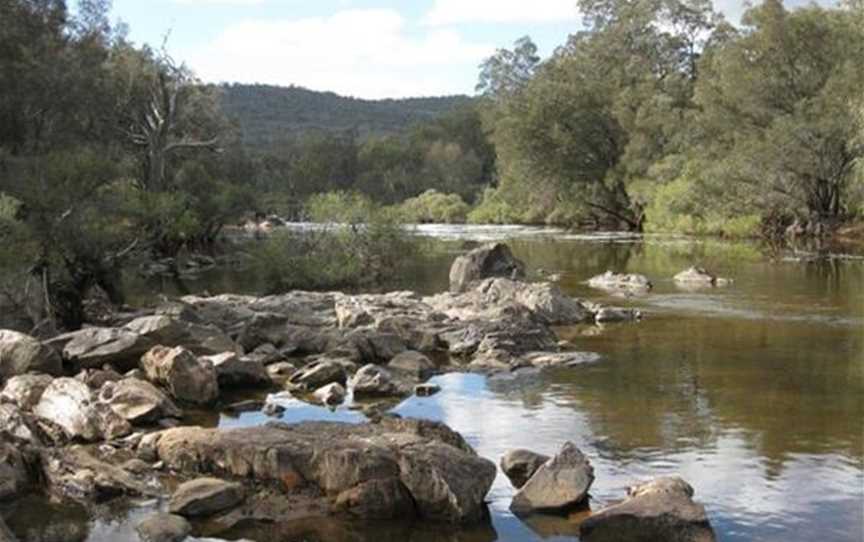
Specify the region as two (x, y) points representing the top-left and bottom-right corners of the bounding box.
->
(173, 0), (265, 4)
(424, 0), (579, 25)
(186, 9), (494, 99)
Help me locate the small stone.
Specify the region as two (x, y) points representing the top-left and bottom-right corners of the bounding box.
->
(414, 383), (441, 397)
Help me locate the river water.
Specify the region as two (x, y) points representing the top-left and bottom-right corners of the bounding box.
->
(6, 226), (864, 541)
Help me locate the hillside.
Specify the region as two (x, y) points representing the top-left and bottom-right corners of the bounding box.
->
(217, 84), (475, 148)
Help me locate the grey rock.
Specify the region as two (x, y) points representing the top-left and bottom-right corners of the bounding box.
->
(594, 307), (642, 323)
(203, 352), (270, 388)
(313, 382), (346, 406)
(579, 476), (716, 542)
(33, 377), (129, 441)
(674, 267), (731, 288)
(125, 315), (240, 356)
(41, 445), (160, 501)
(449, 243), (526, 293)
(0, 373), (53, 410)
(99, 378), (182, 424)
(0, 330), (62, 378)
(266, 361), (296, 379)
(140, 346), (219, 405)
(587, 271), (652, 292)
(510, 441), (594, 514)
(500, 449), (550, 489)
(288, 359), (346, 391)
(349, 364), (403, 398)
(169, 477), (245, 517)
(76, 367), (123, 389)
(47, 327), (155, 372)
(388, 350), (435, 380)
(0, 441), (31, 500)
(136, 513), (191, 542)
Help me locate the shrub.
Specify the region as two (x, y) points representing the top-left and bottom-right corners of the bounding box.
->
(398, 190), (470, 223)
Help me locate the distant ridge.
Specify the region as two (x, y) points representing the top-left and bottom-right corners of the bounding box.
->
(217, 83), (475, 149)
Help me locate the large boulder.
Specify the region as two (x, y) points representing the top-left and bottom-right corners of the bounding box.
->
(169, 477), (245, 517)
(0, 373), (54, 410)
(140, 346), (219, 405)
(33, 377), (130, 441)
(98, 378), (182, 424)
(288, 359), (347, 391)
(202, 352), (270, 388)
(510, 441), (594, 514)
(47, 327), (155, 371)
(135, 513), (191, 542)
(587, 271), (652, 292)
(124, 315), (241, 356)
(500, 449), (550, 489)
(152, 419), (495, 524)
(449, 243), (526, 293)
(579, 476), (716, 542)
(0, 330), (62, 378)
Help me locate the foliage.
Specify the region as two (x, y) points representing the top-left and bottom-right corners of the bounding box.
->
(397, 190), (471, 223)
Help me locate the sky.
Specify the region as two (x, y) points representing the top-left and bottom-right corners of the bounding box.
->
(106, 0), (833, 100)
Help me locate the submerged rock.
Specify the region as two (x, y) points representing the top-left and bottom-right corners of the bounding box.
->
(579, 476), (716, 542)
(510, 441), (594, 514)
(136, 513), (191, 542)
(449, 243), (526, 293)
(140, 346), (219, 405)
(587, 271), (652, 292)
(500, 449), (550, 489)
(674, 267), (732, 288)
(169, 477), (245, 517)
(152, 418), (496, 524)
(0, 330), (62, 378)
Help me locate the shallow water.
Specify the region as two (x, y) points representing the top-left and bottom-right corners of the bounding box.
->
(8, 227), (863, 541)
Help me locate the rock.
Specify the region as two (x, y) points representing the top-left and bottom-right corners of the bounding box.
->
(594, 307), (642, 323)
(33, 377), (129, 441)
(334, 477), (415, 519)
(262, 402), (285, 417)
(0, 404), (41, 444)
(449, 243), (526, 293)
(0, 330), (62, 378)
(288, 359), (346, 391)
(0, 441), (31, 500)
(47, 327), (155, 371)
(579, 476), (716, 542)
(388, 350), (435, 380)
(169, 477), (245, 517)
(135, 513), (191, 542)
(674, 267), (731, 288)
(414, 383), (441, 397)
(587, 271), (652, 292)
(76, 367), (122, 389)
(510, 441), (594, 514)
(396, 440), (497, 523)
(41, 445), (161, 501)
(99, 378), (182, 424)
(125, 315), (241, 356)
(520, 351), (601, 368)
(203, 352), (270, 388)
(267, 361), (296, 379)
(154, 419), (494, 524)
(0, 373), (53, 410)
(500, 449), (550, 489)
(140, 346), (219, 405)
(349, 364), (403, 398)
(313, 382), (346, 406)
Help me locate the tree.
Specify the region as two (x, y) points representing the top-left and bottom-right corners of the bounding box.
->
(694, 0), (864, 229)
(476, 36), (540, 100)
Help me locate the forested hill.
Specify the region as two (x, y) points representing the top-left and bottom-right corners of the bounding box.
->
(217, 84), (474, 148)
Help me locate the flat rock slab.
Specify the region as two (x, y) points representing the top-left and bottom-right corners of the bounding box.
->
(152, 417), (495, 524)
(511, 441), (594, 514)
(169, 477), (245, 517)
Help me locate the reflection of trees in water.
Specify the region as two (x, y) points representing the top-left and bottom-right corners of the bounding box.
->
(548, 317), (863, 468)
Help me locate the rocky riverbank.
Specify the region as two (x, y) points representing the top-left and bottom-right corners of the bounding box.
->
(0, 243), (716, 541)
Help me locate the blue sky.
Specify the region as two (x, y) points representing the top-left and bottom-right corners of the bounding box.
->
(106, 0), (832, 99)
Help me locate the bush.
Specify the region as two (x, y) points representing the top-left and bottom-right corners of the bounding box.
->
(398, 190), (470, 223)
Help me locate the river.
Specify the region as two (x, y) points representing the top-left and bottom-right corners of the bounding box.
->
(5, 226), (863, 541)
